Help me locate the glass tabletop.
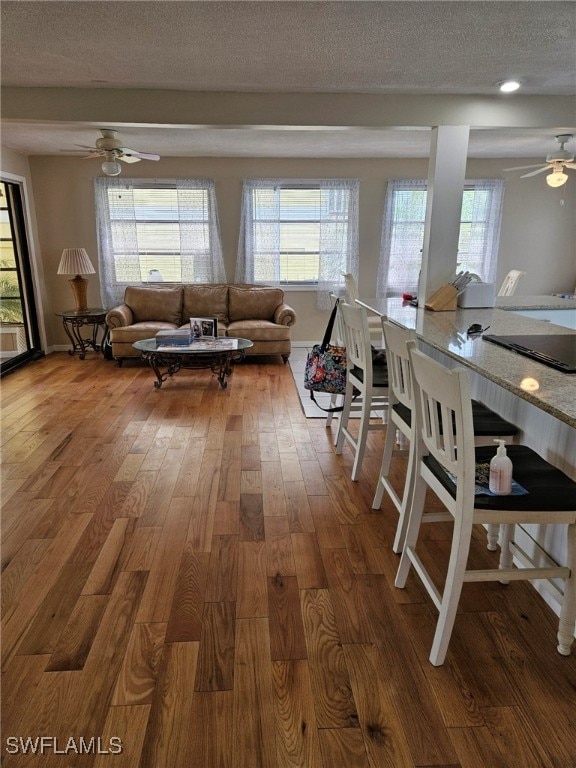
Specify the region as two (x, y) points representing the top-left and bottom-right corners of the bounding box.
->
(133, 337), (253, 353)
(56, 308), (108, 317)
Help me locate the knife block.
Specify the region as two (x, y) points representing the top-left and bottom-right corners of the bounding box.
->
(424, 284), (458, 311)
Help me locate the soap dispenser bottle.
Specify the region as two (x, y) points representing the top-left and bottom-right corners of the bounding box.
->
(489, 439), (512, 495)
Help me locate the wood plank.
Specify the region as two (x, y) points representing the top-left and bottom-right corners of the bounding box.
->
(321, 548), (375, 643)
(82, 517), (136, 595)
(318, 728), (370, 768)
(165, 549), (210, 642)
(343, 643), (414, 767)
(204, 534), (239, 603)
(135, 497), (192, 623)
(239, 492), (265, 541)
(93, 704), (152, 768)
(268, 575), (307, 661)
(46, 594), (109, 671)
(271, 660), (323, 768)
(194, 600), (236, 691)
(236, 541), (268, 619)
(139, 641), (199, 768)
(232, 618), (277, 768)
(112, 622), (167, 706)
(284, 480), (316, 533)
(189, 690), (234, 768)
(262, 460), (287, 516)
(299, 588), (359, 729)
(291, 533), (328, 589)
(309, 496), (346, 549)
(17, 561), (92, 655)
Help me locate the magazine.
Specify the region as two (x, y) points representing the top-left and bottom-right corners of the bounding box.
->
(156, 337), (239, 353)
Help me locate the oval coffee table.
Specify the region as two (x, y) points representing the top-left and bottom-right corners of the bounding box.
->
(133, 337), (253, 389)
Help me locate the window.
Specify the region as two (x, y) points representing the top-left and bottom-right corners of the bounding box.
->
(0, 178), (42, 375)
(95, 178), (225, 309)
(236, 179), (359, 307)
(377, 179), (504, 298)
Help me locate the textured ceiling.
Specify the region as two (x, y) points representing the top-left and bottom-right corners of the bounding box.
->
(1, 1), (575, 158)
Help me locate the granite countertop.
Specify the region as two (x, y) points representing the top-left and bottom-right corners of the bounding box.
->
(360, 297), (576, 428)
(496, 295), (576, 310)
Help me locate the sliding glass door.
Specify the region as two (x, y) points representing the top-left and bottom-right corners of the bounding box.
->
(0, 179), (42, 375)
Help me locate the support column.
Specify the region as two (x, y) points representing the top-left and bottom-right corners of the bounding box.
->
(418, 125), (470, 305)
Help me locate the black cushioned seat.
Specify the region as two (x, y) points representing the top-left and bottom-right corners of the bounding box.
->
(350, 364), (389, 387)
(424, 444), (576, 511)
(393, 399), (518, 437)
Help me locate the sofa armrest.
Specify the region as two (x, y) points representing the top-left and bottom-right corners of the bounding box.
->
(106, 304), (134, 329)
(274, 302), (296, 327)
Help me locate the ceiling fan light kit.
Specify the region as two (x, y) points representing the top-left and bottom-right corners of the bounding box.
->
(68, 129), (161, 176)
(546, 170), (569, 188)
(503, 134), (575, 187)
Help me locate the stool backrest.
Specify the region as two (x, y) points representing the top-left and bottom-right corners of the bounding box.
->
(498, 269), (526, 297)
(339, 301), (373, 380)
(382, 320), (415, 412)
(342, 272), (360, 303)
(408, 345), (476, 501)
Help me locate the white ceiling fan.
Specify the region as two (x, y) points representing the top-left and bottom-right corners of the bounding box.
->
(63, 128), (161, 176)
(503, 134), (576, 187)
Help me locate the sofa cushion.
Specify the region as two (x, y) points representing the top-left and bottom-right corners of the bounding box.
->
(183, 285), (229, 324)
(228, 286), (284, 322)
(125, 286), (183, 324)
(227, 319), (291, 342)
(110, 321), (179, 344)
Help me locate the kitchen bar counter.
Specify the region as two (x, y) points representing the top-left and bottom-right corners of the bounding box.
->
(358, 296), (576, 619)
(496, 294), (576, 311)
(358, 298), (576, 428)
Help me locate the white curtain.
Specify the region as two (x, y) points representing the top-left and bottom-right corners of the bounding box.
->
(95, 177), (225, 309)
(235, 178), (359, 308)
(377, 178), (504, 298)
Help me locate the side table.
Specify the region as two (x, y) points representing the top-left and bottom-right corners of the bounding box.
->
(56, 308), (108, 359)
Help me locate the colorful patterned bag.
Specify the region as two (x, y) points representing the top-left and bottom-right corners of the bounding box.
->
(304, 300), (348, 411)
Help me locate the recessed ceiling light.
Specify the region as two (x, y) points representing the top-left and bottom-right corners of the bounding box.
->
(499, 80), (521, 93)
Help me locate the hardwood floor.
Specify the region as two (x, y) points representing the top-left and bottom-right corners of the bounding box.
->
(2, 352), (575, 768)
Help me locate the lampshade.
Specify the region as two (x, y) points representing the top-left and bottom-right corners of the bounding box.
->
(546, 170), (568, 188)
(57, 248), (96, 276)
(101, 159), (122, 176)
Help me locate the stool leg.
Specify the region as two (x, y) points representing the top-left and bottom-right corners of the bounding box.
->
(557, 523), (576, 657)
(372, 420), (396, 509)
(487, 524), (500, 551)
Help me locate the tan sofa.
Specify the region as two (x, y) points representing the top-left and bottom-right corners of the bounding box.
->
(105, 284), (296, 363)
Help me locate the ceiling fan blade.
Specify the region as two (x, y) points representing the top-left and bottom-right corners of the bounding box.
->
(502, 163), (546, 172)
(119, 148), (160, 161)
(133, 152), (161, 161)
(119, 155), (141, 164)
(520, 166), (552, 178)
(74, 144), (98, 151)
(564, 162), (576, 169)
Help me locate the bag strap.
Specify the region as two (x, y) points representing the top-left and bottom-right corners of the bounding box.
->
(320, 299), (340, 353)
(310, 391), (345, 413)
(309, 387), (360, 413)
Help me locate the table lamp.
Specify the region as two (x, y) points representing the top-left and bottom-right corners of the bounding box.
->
(57, 248), (96, 312)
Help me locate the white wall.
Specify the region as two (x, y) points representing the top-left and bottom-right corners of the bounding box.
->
(6, 151), (576, 348)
